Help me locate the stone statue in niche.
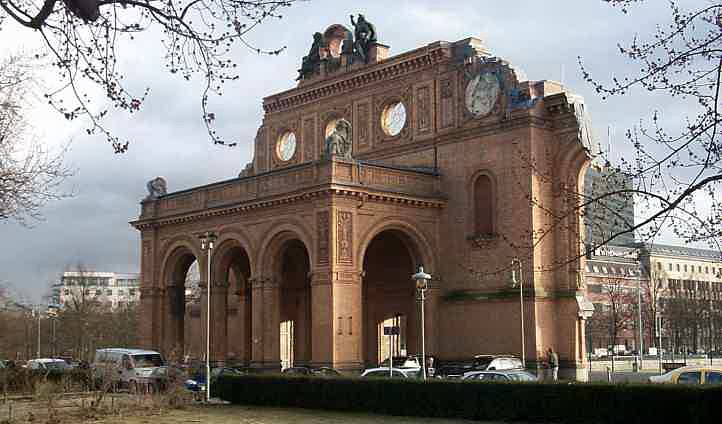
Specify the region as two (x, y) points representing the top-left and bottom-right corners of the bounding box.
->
(350, 14), (377, 63)
(322, 119), (353, 160)
(145, 177), (167, 200)
(297, 32), (325, 81)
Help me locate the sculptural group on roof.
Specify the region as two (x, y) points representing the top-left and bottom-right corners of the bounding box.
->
(296, 13), (379, 81)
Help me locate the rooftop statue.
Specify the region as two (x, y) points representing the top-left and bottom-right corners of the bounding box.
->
(145, 177), (167, 200)
(322, 119), (353, 161)
(296, 32), (325, 81)
(350, 14), (377, 63)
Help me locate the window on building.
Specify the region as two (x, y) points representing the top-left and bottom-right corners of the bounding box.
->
(473, 174), (494, 236)
(129, 289), (136, 296)
(669, 263), (673, 271)
(63, 289), (69, 295)
(95, 289), (101, 296)
(106, 289), (112, 296)
(705, 266), (709, 274)
(684, 265), (688, 272)
(657, 262), (662, 270)
(676, 264), (680, 272)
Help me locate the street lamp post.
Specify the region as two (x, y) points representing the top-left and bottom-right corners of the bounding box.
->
(412, 266), (431, 381)
(510, 258), (525, 369)
(36, 308), (41, 358)
(199, 231), (217, 402)
(636, 263), (644, 371)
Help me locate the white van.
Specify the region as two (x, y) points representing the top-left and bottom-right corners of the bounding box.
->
(93, 348), (167, 391)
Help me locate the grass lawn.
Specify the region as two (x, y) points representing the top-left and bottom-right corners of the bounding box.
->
(99, 405), (488, 424)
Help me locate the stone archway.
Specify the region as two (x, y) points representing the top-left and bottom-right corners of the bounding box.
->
(214, 240), (252, 365)
(361, 229), (425, 367)
(160, 245), (199, 360)
(276, 239), (312, 368)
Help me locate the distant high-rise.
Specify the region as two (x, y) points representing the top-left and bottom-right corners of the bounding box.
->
(584, 164), (635, 247)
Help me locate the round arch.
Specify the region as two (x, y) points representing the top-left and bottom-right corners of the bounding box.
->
(158, 236), (203, 289)
(357, 218), (437, 275)
(256, 219), (315, 276)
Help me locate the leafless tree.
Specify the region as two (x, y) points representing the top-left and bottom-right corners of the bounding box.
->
(0, 53), (73, 225)
(578, 1), (722, 250)
(0, 0), (301, 152)
(587, 278), (637, 352)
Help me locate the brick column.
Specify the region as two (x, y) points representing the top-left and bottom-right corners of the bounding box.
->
(250, 277), (265, 368)
(262, 278), (281, 371)
(310, 272), (333, 367)
(332, 271), (363, 371)
(210, 281), (228, 363)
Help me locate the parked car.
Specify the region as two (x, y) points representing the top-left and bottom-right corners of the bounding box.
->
(92, 348), (167, 391)
(462, 370), (538, 382)
(281, 366), (342, 377)
(26, 358), (72, 372)
(379, 356), (420, 368)
(435, 363), (474, 379)
(185, 367), (244, 392)
(649, 365), (722, 385)
(472, 355), (523, 371)
(360, 367), (421, 378)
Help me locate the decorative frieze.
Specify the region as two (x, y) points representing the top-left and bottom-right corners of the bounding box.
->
(317, 211), (330, 265)
(415, 85), (432, 134)
(337, 211), (353, 264)
(439, 77), (455, 129)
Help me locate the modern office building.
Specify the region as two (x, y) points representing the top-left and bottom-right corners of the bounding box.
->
(52, 271), (140, 309)
(584, 164), (635, 247)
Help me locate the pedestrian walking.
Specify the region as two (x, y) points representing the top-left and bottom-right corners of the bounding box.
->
(547, 348), (559, 381)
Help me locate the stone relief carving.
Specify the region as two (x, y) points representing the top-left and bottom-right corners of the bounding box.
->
(303, 117), (315, 161)
(337, 211), (353, 263)
(356, 102), (370, 147)
(317, 211), (330, 265)
(416, 86), (431, 133)
(440, 77), (455, 129)
(322, 118), (353, 160)
(145, 177), (167, 200)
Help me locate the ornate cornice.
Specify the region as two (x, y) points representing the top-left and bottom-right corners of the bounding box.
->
(131, 186), (445, 230)
(263, 43), (450, 114)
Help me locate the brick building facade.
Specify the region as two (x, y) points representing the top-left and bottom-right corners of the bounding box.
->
(131, 22), (596, 379)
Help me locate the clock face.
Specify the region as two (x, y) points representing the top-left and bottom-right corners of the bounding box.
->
(277, 132), (296, 161)
(465, 72), (500, 117)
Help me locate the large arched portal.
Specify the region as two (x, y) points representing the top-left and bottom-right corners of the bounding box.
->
(362, 230), (421, 367)
(277, 239), (312, 369)
(162, 246), (199, 360)
(215, 242), (252, 365)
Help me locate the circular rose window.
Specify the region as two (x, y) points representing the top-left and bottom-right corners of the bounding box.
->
(276, 131), (296, 161)
(381, 101), (406, 136)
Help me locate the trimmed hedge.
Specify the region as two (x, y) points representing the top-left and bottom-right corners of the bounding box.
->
(213, 375), (721, 423)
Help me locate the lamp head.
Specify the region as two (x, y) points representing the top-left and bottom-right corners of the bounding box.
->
(412, 265), (431, 290)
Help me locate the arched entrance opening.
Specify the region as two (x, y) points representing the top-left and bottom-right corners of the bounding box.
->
(276, 239), (311, 369)
(216, 243), (252, 365)
(362, 230), (421, 367)
(164, 247), (199, 361)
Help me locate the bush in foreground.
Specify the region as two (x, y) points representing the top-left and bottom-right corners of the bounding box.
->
(213, 375), (721, 424)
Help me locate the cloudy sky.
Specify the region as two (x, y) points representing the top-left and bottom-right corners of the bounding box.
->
(0, 1), (688, 301)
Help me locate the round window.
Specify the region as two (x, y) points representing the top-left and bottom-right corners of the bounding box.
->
(381, 101), (406, 136)
(276, 131), (296, 161)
